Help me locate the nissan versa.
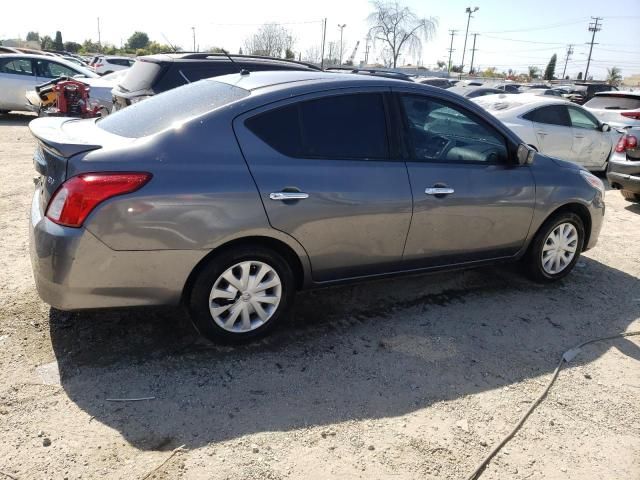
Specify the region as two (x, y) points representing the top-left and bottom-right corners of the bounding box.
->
(29, 71), (605, 342)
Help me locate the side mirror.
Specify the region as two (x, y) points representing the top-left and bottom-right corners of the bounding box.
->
(601, 123), (610, 132)
(516, 143), (535, 165)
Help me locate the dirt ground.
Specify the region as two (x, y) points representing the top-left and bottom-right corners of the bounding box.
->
(0, 112), (638, 480)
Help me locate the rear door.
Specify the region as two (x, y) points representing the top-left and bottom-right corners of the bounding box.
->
(395, 91), (535, 266)
(234, 89), (413, 282)
(567, 105), (610, 170)
(0, 57), (38, 110)
(34, 58), (80, 82)
(522, 105), (574, 161)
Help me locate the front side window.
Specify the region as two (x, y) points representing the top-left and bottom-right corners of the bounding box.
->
(0, 58), (34, 76)
(35, 60), (77, 78)
(246, 93), (389, 160)
(400, 94), (507, 163)
(568, 107), (599, 129)
(522, 105), (571, 127)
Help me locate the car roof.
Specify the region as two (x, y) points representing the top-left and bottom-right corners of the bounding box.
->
(594, 90), (640, 97)
(138, 52), (320, 70)
(473, 93), (568, 113)
(212, 70), (416, 91)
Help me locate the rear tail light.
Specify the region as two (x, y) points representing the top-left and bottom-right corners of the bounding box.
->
(615, 134), (638, 153)
(621, 112), (640, 120)
(46, 172), (151, 227)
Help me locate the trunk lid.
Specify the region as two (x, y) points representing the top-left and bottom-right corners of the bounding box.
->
(29, 117), (107, 211)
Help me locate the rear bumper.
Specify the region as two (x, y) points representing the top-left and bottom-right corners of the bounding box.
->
(607, 158), (640, 194)
(29, 189), (207, 310)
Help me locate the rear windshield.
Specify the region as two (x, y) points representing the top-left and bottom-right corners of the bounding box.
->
(584, 94), (640, 110)
(117, 59), (162, 92)
(98, 80), (249, 138)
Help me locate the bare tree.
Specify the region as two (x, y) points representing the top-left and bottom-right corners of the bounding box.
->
(303, 46), (322, 64)
(368, 1), (437, 68)
(244, 23), (295, 58)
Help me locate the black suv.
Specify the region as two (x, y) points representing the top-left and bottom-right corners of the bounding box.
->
(568, 83), (618, 105)
(111, 53), (320, 111)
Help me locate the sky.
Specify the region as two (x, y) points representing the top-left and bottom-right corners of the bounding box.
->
(2, 0), (639, 79)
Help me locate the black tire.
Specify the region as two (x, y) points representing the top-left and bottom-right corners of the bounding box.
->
(621, 190), (640, 202)
(0, 110), (9, 115)
(524, 212), (585, 283)
(187, 246), (295, 343)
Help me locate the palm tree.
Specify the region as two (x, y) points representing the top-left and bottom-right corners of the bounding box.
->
(607, 67), (622, 86)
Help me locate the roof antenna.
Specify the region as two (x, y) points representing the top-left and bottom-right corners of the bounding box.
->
(221, 49), (250, 75)
(160, 33), (179, 53)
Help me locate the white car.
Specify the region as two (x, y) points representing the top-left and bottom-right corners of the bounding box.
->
(91, 56), (135, 75)
(583, 91), (640, 128)
(473, 94), (620, 171)
(0, 53), (98, 113)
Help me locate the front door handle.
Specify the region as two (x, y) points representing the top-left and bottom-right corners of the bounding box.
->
(269, 192), (309, 201)
(536, 131), (548, 136)
(574, 135), (585, 139)
(425, 187), (454, 196)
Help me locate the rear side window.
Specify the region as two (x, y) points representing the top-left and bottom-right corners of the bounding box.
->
(523, 105), (571, 127)
(584, 95), (640, 110)
(98, 80), (249, 138)
(246, 93), (388, 160)
(0, 58), (33, 76)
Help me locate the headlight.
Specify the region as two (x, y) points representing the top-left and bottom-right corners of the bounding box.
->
(580, 170), (605, 195)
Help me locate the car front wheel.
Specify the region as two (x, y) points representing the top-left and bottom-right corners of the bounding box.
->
(187, 246), (295, 343)
(525, 212), (585, 282)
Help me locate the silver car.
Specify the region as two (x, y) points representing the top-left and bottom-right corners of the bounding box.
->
(0, 54), (100, 113)
(29, 71), (605, 342)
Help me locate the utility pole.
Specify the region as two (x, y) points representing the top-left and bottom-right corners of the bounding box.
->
(191, 27), (196, 52)
(447, 29), (457, 73)
(97, 17), (101, 51)
(337, 24), (346, 65)
(320, 18), (327, 69)
(461, 6), (479, 72)
(469, 33), (479, 75)
(561, 44), (574, 79)
(584, 17), (602, 81)
(364, 33), (371, 66)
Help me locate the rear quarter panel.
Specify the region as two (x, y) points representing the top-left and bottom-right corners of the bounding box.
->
(67, 114), (276, 252)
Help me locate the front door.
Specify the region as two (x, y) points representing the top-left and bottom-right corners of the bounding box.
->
(234, 89), (413, 282)
(0, 57), (38, 110)
(567, 105), (610, 170)
(523, 104), (575, 161)
(395, 92), (536, 267)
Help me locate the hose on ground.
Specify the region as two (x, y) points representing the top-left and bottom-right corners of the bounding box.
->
(465, 330), (640, 480)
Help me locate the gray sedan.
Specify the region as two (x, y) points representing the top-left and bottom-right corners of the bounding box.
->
(28, 71), (605, 342)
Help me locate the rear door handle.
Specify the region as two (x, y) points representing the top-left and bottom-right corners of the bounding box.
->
(425, 187), (455, 196)
(574, 135), (585, 139)
(536, 131), (548, 136)
(269, 192), (309, 201)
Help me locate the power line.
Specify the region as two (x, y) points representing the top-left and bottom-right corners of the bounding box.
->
(584, 16), (602, 80)
(482, 35), (566, 45)
(482, 18), (588, 34)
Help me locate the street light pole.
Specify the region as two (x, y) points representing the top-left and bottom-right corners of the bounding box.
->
(191, 27), (196, 52)
(337, 24), (346, 65)
(461, 7), (478, 72)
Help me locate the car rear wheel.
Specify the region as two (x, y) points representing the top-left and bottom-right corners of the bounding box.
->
(187, 246), (295, 343)
(524, 212), (585, 283)
(621, 190), (640, 202)
(0, 110), (9, 114)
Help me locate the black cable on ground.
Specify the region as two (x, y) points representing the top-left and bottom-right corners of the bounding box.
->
(465, 330), (640, 480)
